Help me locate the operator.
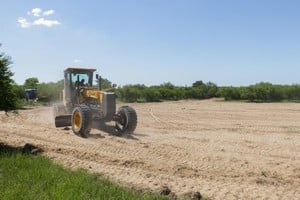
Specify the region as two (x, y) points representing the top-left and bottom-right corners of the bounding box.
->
(79, 79), (85, 86)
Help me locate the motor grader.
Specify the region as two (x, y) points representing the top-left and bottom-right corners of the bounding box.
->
(53, 67), (137, 137)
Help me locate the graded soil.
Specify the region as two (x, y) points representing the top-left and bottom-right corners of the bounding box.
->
(1, 100), (299, 199)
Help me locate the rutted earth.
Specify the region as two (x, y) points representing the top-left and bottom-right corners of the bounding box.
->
(1, 99), (300, 199)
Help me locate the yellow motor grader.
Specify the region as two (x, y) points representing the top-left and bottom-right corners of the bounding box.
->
(53, 67), (137, 137)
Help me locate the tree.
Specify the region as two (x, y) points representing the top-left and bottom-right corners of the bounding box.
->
(96, 77), (112, 90)
(0, 44), (18, 112)
(192, 80), (205, 88)
(206, 82), (218, 98)
(219, 87), (240, 100)
(24, 77), (39, 89)
(37, 80), (64, 102)
(117, 84), (145, 102)
(144, 87), (161, 102)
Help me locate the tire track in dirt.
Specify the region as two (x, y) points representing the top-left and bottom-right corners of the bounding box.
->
(4, 127), (299, 199)
(1, 102), (300, 199)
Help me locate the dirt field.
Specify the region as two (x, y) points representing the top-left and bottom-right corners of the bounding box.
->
(1, 99), (300, 199)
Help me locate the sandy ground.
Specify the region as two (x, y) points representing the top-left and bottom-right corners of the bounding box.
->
(1, 99), (300, 199)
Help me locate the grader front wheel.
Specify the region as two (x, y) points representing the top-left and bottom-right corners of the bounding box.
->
(115, 106), (137, 135)
(71, 105), (92, 137)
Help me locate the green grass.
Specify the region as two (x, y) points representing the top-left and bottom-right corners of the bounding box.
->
(0, 143), (166, 200)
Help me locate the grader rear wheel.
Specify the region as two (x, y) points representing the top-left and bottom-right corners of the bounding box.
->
(115, 106), (137, 135)
(71, 105), (92, 137)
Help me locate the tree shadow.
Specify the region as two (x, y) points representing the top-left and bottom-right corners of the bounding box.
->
(0, 142), (43, 155)
(0, 142), (21, 155)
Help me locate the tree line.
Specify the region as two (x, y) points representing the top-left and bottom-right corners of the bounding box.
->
(219, 82), (300, 102)
(2, 46), (300, 113)
(117, 81), (218, 102)
(17, 75), (300, 104)
(117, 82), (300, 103)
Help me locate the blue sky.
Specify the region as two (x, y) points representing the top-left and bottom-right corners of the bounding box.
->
(1, 0), (300, 86)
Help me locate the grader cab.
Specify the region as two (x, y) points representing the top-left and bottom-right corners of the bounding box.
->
(53, 67), (137, 137)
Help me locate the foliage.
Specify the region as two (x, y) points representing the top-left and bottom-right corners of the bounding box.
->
(13, 84), (26, 99)
(36, 80), (64, 102)
(117, 81), (300, 103)
(192, 80), (205, 87)
(0, 143), (166, 200)
(0, 45), (18, 111)
(13, 79), (64, 103)
(219, 82), (300, 102)
(24, 77), (39, 89)
(95, 77), (112, 90)
(116, 84), (146, 102)
(12, 74), (300, 104)
(218, 87), (240, 101)
(117, 81), (219, 103)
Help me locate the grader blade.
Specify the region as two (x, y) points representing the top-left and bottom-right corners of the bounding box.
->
(55, 115), (72, 127)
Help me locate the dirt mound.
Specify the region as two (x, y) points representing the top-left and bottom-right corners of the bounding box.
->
(1, 101), (300, 199)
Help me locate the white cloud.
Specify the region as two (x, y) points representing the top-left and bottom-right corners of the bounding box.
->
(31, 8), (42, 17)
(18, 8), (61, 28)
(43, 9), (55, 16)
(33, 18), (60, 27)
(74, 59), (83, 63)
(17, 17), (31, 28)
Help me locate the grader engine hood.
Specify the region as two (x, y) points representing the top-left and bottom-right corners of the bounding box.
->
(81, 89), (116, 121)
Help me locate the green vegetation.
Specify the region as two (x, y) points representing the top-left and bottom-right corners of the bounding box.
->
(22, 78), (64, 102)
(117, 82), (218, 103)
(117, 82), (300, 103)
(0, 44), (19, 112)
(219, 82), (300, 102)
(0, 143), (166, 200)
(14, 78), (300, 104)
(36, 80), (64, 102)
(24, 77), (39, 89)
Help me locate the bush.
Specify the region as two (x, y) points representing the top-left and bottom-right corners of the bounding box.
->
(36, 80), (64, 102)
(116, 81), (219, 103)
(219, 83), (300, 102)
(117, 84), (146, 102)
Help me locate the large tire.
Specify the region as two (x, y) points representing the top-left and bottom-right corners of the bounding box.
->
(71, 104), (92, 137)
(115, 106), (137, 135)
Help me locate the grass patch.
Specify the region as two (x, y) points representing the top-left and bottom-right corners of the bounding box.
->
(0, 143), (166, 200)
